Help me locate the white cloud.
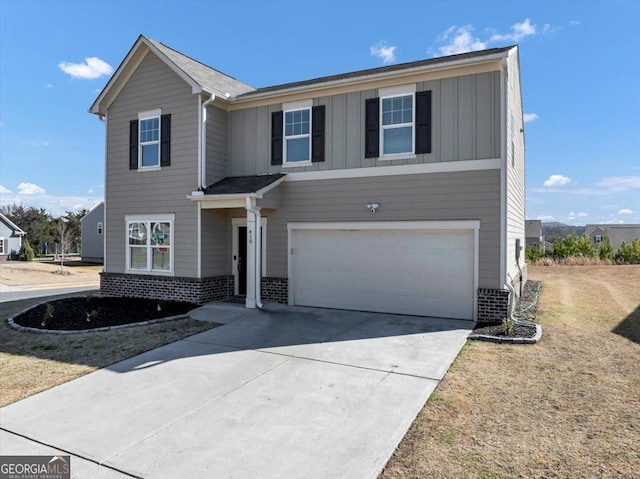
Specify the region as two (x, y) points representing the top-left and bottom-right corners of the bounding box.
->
(88, 188), (94, 194)
(58, 56), (113, 80)
(0, 185), (12, 194)
(536, 215), (555, 221)
(18, 182), (46, 195)
(489, 18), (538, 42)
(370, 43), (397, 64)
(619, 208), (634, 215)
(568, 211), (588, 220)
(523, 113), (539, 123)
(46, 83), (54, 88)
(435, 18), (551, 57)
(569, 20), (581, 26)
(544, 174), (572, 187)
(437, 25), (487, 55)
(597, 176), (640, 191)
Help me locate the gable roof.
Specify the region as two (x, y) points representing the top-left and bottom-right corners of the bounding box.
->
(90, 35), (254, 116)
(237, 46), (515, 100)
(0, 213), (26, 236)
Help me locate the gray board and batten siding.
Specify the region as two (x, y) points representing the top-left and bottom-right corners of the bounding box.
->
(226, 71), (501, 177)
(105, 51), (200, 277)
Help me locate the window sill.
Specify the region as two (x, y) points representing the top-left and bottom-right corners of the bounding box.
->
(125, 269), (174, 276)
(282, 161), (312, 168)
(378, 153), (417, 161)
(137, 166), (161, 172)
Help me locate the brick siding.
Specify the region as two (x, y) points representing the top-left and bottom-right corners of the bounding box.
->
(100, 273), (233, 304)
(477, 288), (511, 322)
(261, 276), (288, 304)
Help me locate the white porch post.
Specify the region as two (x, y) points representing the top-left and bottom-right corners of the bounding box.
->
(245, 209), (257, 309)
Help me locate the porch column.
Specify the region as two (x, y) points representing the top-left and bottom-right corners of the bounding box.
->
(245, 209), (257, 309)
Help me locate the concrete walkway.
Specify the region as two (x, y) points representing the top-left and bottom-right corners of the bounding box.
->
(0, 303), (473, 479)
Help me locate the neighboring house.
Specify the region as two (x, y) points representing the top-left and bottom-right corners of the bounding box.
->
(89, 35), (526, 322)
(585, 224), (640, 252)
(525, 219), (544, 250)
(81, 202), (105, 264)
(0, 213), (25, 261)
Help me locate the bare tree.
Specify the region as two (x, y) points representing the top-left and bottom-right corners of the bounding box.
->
(57, 219), (72, 273)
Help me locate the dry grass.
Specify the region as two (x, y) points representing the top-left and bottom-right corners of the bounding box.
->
(381, 265), (640, 479)
(0, 259), (101, 286)
(0, 293), (217, 407)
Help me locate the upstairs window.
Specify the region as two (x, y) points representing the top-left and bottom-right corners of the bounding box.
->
(284, 108), (311, 164)
(365, 85), (431, 159)
(129, 110), (171, 170)
(381, 94), (414, 155)
(271, 101), (325, 166)
(139, 115), (160, 167)
(97, 222), (103, 235)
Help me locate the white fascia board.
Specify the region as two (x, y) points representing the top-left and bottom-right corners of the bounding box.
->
(285, 158), (501, 182)
(90, 37), (149, 115)
(287, 220), (480, 232)
(255, 175), (288, 198)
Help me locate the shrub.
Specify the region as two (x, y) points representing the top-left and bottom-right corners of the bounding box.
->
(615, 239), (640, 264)
(598, 236), (614, 260)
(526, 243), (545, 263)
(19, 239), (35, 261)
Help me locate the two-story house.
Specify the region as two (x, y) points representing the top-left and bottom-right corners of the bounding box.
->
(90, 35), (526, 322)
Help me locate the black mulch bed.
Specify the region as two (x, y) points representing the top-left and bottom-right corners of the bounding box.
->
(472, 280), (542, 339)
(13, 297), (199, 331)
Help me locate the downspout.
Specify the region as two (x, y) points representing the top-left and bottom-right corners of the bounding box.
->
(245, 196), (263, 309)
(200, 94), (215, 189)
(98, 114), (107, 273)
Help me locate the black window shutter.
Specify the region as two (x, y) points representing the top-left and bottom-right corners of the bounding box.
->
(415, 91), (432, 154)
(364, 98), (379, 158)
(271, 111), (283, 165)
(160, 114), (171, 167)
(311, 105), (325, 163)
(129, 120), (138, 170)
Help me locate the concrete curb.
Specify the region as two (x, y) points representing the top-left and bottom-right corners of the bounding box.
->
(7, 296), (193, 335)
(0, 282), (99, 292)
(468, 323), (543, 344)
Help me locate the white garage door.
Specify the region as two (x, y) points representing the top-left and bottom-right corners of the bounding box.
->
(292, 227), (475, 320)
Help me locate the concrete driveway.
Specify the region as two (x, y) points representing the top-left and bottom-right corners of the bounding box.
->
(0, 303), (473, 479)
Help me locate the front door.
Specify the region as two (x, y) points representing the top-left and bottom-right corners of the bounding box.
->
(237, 226), (247, 295)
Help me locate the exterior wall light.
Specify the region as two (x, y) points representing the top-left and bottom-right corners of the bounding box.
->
(366, 203), (380, 213)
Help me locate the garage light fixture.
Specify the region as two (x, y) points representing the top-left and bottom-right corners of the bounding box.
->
(366, 203), (380, 213)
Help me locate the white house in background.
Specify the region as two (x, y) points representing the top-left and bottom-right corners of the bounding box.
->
(0, 213), (25, 260)
(81, 202), (104, 264)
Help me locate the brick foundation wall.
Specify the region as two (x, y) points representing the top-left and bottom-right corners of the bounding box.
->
(477, 288), (511, 322)
(100, 272), (233, 304)
(261, 276), (288, 304)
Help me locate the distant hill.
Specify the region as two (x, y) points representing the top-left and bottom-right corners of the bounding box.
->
(542, 222), (586, 242)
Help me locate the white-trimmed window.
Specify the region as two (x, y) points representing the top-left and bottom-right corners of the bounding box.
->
(126, 214), (174, 274)
(97, 222), (103, 235)
(594, 235), (603, 244)
(0, 238), (5, 255)
(284, 101), (312, 165)
(139, 110), (161, 168)
(380, 85), (416, 157)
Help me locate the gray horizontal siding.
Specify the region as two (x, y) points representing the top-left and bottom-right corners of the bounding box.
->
(105, 51), (199, 277)
(228, 71), (500, 176)
(258, 169), (501, 289)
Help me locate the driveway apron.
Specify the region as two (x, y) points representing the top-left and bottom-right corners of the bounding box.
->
(0, 303), (472, 479)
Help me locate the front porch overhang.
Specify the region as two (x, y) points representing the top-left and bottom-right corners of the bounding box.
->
(187, 173), (286, 209)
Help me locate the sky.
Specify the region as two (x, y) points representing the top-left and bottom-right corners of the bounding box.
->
(0, 0), (638, 224)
